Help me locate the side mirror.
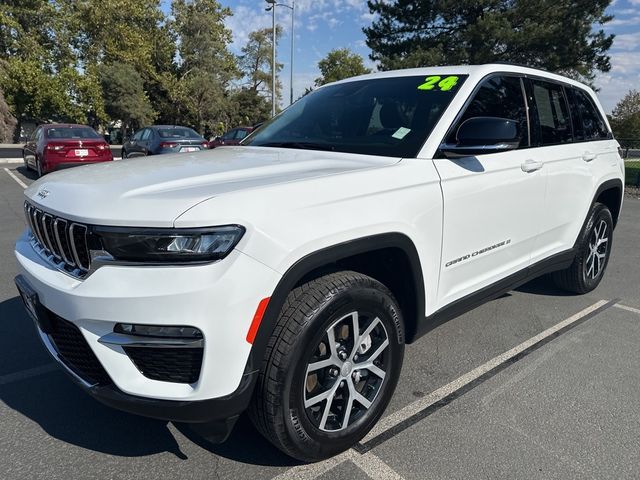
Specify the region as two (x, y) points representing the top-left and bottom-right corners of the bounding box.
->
(440, 117), (521, 157)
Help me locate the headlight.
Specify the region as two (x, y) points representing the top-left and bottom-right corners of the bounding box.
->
(92, 225), (245, 263)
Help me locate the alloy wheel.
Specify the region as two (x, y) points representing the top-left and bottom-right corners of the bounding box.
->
(585, 219), (609, 280)
(303, 311), (389, 432)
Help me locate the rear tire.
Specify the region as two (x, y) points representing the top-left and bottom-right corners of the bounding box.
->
(249, 271), (404, 462)
(552, 202), (613, 294)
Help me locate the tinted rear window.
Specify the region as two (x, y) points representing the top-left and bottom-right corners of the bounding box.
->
(567, 88), (609, 141)
(531, 80), (572, 145)
(157, 128), (202, 139)
(46, 127), (100, 139)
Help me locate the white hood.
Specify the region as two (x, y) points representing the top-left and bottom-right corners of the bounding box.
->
(24, 146), (397, 227)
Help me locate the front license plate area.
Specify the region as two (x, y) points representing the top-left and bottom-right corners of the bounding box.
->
(14, 276), (54, 334)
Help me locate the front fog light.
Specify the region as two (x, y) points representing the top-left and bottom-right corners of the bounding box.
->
(114, 323), (203, 338)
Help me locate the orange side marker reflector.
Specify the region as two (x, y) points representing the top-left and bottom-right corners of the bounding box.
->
(246, 297), (270, 344)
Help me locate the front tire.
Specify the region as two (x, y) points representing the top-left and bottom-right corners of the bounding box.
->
(249, 271), (405, 462)
(552, 202), (613, 293)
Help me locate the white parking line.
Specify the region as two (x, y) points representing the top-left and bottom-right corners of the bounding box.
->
(275, 300), (612, 479)
(360, 299), (610, 445)
(614, 303), (640, 315)
(272, 449), (406, 480)
(3, 167), (28, 189)
(0, 364), (58, 386)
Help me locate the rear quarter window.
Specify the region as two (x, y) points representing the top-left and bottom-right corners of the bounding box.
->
(530, 80), (572, 145)
(567, 88), (610, 141)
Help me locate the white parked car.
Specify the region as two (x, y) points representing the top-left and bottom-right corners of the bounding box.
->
(14, 64), (623, 461)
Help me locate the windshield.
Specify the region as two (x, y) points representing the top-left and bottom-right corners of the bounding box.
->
(45, 127), (101, 139)
(157, 128), (202, 139)
(245, 74), (467, 157)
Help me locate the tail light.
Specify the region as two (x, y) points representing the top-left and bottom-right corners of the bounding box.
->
(96, 143), (109, 151)
(160, 142), (178, 148)
(46, 143), (65, 152)
(201, 141), (209, 148)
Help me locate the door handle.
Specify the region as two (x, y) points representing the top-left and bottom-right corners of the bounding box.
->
(582, 152), (596, 162)
(521, 159), (543, 173)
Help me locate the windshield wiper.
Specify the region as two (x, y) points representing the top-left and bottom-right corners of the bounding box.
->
(255, 141), (336, 152)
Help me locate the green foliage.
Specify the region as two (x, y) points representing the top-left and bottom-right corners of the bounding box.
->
(315, 48), (371, 86)
(610, 90), (640, 139)
(169, 0), (240, 134)
(100, 63), (156, 133)
(0, 88), (16, 142)
(364, 0), (614, 82)
(238, 27), (283, 99)
(230, 88), (271, 127)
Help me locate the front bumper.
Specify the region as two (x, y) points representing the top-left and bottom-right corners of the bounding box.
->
(14, 229), (280, 417)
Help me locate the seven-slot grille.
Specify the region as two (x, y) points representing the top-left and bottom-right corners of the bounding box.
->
(24, 201), (91, 276)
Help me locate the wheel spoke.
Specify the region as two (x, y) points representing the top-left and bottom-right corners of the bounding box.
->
(341, 382), (355, 429)
(364, 362), (386, 380)
(306, 357), (337, 374)
(305, 380), (339, 408)
(360, 317), (382, 345)
(352, 389), (372, 409)
(366, 338), (389, 364)
(327, 325), (339, 358)
(349, 312), (360, 359)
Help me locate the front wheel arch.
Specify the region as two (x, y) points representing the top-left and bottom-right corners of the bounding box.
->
(246, 233), (425, 376)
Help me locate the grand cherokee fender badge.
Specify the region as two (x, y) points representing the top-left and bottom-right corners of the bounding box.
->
(445, 239), (511, 268)
(37, 189), (50, 199)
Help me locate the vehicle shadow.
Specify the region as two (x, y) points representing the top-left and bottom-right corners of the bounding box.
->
(0, 296), (297, 466)
(14, 165), (38, 181)
(515, 275), (577, 297)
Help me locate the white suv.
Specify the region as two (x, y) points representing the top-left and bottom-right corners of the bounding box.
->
(14, 64), (623, 461)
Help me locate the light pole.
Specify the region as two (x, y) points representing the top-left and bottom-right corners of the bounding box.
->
(265, 0), (295, 115)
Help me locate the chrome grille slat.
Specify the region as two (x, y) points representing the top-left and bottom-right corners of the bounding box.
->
(24, 201), (90, 277)
(69, 223), (89, 271)
(53, 218), (76, 266)
(42, 213), (60, 258)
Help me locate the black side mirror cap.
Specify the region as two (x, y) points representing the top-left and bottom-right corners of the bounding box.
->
(440, 116), (521, 157)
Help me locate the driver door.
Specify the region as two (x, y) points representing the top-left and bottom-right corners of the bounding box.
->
(434, 74), (547, 308)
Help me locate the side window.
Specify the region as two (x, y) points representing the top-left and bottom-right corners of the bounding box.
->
(33, 127), (42, 142)
(447, 75), (529, 148)
(530, 80), (572, 145)
(223, 129), (236, 140)
(236, 129), (249, 140)
(140, 129), (151, 141)
(569, 88), (609, 141)
(132, 130), (143, 141)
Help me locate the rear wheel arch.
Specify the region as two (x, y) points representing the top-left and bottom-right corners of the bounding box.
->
(246, 233), (426, 374)
(593, 179), (622, 228)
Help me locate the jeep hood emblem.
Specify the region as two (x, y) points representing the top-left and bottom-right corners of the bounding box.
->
(37, 189), (50, 199)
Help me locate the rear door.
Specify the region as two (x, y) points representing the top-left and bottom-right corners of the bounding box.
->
(528, 81), (615, 259)
(434, 74), (547, 307)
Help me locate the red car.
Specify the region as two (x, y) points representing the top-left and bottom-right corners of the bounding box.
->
(23, 124), (113, 177)
(209, 126), (253, 148)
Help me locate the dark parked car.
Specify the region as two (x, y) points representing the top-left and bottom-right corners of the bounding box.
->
(209, 126), (253, 148)
(23, 124), (113, 177)
(123, 125), (209, 158)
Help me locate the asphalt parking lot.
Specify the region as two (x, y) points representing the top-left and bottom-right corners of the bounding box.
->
(1, 162), (639, 479)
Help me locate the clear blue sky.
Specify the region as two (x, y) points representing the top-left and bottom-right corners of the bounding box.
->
(166, 0), (640, 112)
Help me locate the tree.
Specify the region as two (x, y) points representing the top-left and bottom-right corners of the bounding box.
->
(238, 27), (283, 100)
(0, 88), (16, 142)
(170, 0), (239, 133)
(315, 48), (371, 86)
(363, 0), (614, 82)
(100, 63), (156, 135)
(610, 90), (640, 140)
(229, 88), (271, 127)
